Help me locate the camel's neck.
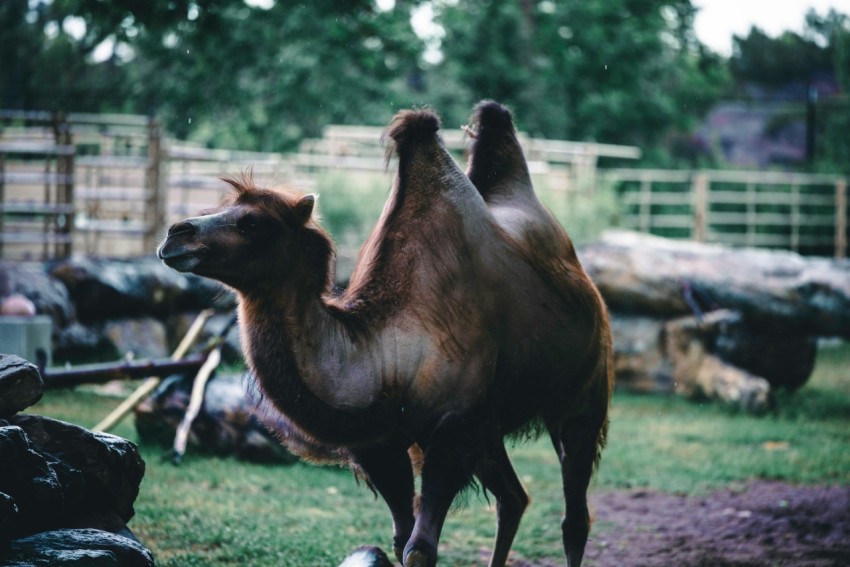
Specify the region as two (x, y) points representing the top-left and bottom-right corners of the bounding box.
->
(237, 274), (391, 447)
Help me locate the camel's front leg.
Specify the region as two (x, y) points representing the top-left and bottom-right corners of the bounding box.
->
(403, 433), (478, 567)
(351, 439), (416, 563)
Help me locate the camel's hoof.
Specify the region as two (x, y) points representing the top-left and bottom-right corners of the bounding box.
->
(403, 549), (429, 567)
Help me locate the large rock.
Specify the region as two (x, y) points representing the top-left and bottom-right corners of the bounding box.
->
(49, 256), (233, 323)
(580, 230), (850, 337)
(8, 415), (145, 528)
(52, 323), (117, 365)
(0, 424), (72, 537)
(0, 262), (75, 329)
(0, 491), (18, 547)
(0, 356), (43, 418)
(3, 528), (153, 567)
(103, 319), (169, 360)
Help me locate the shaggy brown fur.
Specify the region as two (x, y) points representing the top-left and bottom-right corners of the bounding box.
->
(157, 102), (611, 567)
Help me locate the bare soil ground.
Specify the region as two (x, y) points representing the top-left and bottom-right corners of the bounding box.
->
(514, 481), (850, 567)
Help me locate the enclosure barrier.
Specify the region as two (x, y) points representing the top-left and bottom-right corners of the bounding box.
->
(1, 111), (847, 258)
(607, 168), (848, 258)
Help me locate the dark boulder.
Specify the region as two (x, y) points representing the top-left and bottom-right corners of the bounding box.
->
(52, 323), (117, 365)
(3, 528), (153, 567)
(49, 256), (233, 323)
(0, 356), (43, 418)
(0, 491), (18, 548)
(0, 425), (71, 537)
(7, 415), (145, 527)
(0, 262), (75, 328)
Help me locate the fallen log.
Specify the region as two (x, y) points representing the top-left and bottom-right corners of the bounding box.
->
(580, 230), (850, 337)
(41, 355), (207, 389)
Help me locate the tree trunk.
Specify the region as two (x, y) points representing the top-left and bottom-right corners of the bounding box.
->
(580, 230), (850, 337)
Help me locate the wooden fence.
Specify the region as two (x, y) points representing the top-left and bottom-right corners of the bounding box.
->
(608, 169), (848, 257)
(0, 111), (163, 258)
(1, 111), (847, 259)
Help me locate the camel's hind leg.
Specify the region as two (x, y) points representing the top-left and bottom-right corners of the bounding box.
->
(475, 438), (529, 567)
(549, 412), (607, 567)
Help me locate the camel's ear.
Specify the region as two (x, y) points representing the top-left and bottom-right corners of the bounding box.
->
(293, 194), (316, 224)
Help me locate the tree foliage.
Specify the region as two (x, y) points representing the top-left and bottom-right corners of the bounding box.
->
(430, 0), (729, 149)
(1, 0), (847, 170)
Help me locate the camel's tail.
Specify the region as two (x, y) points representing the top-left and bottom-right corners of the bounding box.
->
(465, 100), (534, 201)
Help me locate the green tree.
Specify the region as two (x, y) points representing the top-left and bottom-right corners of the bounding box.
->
(430, 0), (729, 152)
(730, 9), (850, 170)
(126, 0), (426, 149)
(2, 0), (426, 150)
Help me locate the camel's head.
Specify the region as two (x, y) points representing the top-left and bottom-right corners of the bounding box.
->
(157, 175), (323, 292)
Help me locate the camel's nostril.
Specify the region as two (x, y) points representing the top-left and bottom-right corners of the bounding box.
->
(167, 220), (196, 238)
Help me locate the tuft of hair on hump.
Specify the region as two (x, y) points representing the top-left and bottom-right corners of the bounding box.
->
(466, 100), (516, 140)
(383, 108), (441, 165)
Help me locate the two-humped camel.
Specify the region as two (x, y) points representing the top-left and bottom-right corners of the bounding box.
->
(158, 101), (612, 567)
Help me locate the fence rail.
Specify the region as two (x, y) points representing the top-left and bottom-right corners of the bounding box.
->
(607, 169), (848, 257)
(1, 111), (847, 259)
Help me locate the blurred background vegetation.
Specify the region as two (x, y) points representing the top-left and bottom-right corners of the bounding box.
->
(1, 0), (848, 171)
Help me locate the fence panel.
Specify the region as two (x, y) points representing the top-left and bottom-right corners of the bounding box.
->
(608, 169), (848, 257)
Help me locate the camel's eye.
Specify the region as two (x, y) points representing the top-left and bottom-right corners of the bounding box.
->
(237, 214), (257, 236)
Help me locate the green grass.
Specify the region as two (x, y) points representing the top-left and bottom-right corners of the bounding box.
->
(29, 342), (850, 566)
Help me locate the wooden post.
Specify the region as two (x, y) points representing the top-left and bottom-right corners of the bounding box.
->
(692, 172), (709, 242)
(790, 184), (800, 252)
(144, 117), (164, 254)
(639, 175), (651, 233)
(746, 182), (756, 246)
(43, 154), (51, 259)
(52, 113), (74, 258)
(0, 154), (5, 258)
(836, 178), (847, 258)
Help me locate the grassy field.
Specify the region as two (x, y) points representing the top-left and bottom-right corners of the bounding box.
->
(30, 342), (850, 566)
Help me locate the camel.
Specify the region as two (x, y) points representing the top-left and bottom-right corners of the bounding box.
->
(157, 102), (612, 567)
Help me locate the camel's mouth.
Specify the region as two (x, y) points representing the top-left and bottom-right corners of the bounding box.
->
(157, 239), (208, 273)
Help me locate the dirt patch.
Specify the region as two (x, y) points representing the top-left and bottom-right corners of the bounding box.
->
(572, 481), (850, 566)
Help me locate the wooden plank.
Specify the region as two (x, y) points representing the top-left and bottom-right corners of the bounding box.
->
(709, 212), (835, 226)
(706, 170), (842, 185)
(75, 219), (149, 234)
(837, 178), (847, 258)
(708, 190), (835, 206)
(0, 172), (74, 185)
(67, 112), (150, 127)
(620, 192), (692, 206)
(790, 184), (801, 251)
(0, 143), (75, 156)
(0, 232), (73, 244)
(0, 202), (75, 215)
(643, 216), (694, 228)
(77, 156), (151, 168)
(604, 169), (692, 183)
(692, 173), (708, 242)
(76, 186), (153, 200)
(639, 176), (651, 232)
